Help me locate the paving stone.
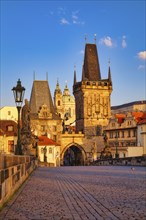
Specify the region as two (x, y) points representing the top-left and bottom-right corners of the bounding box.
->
(0, 166), (145, 220)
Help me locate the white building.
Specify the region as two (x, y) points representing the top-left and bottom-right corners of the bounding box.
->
(137, 119), (146, 155)
(38, 136), (60, 167)
(0, 106), (18, 122)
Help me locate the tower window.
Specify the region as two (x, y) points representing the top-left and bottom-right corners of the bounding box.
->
(58, 100), (60, 106)
(7, 125), (14, 131)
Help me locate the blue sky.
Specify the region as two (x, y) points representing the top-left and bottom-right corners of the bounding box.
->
(0, 0), (146, 107)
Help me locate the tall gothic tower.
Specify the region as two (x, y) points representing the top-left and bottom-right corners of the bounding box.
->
(73, 43), (112, 136)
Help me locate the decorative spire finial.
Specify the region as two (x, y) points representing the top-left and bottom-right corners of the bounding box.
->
(74, 65), (77, 85)
(108, 59), (112, 83)
(94, 34), (96, 44)
(33, 71), (35, 81)
(46, 72), (48, 81)
(108, 58), (110, 67)
(85, 33), (87, 43)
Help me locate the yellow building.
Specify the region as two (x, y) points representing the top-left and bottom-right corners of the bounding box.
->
(38, 136), (60, 167)
(0, 106), (18, 121)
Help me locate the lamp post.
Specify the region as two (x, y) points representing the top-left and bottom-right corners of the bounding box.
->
(12, 79), (25, 155)
(115, 132), (119, 158)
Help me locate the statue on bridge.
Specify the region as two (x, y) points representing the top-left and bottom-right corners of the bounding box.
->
(21, 99), (34, 155)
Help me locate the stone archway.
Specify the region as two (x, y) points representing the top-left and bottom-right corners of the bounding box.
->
(62, 144), (86, 166)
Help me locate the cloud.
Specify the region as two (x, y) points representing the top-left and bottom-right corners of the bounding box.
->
(72, 10), (85, 25)
(99, 36), (113, 47)
(72, 15), (78, 20)
(58, 7), (66, 15)
(122, 36), (127, 48)
(137, 51), (146, 60)
(60, 18), (70, 25)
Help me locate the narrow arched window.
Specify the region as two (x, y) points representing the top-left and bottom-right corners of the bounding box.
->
(58, 100), (60, 106)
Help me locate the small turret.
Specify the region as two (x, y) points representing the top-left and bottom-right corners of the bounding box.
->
(54, 79), (62, 95)
(63, 81), (70, 96)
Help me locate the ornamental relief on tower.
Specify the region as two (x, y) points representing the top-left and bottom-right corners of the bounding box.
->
(38, 104), (52, 119)
(85, 93), (109, 119)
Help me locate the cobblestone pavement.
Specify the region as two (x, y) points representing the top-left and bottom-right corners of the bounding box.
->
(0, 166), (146, 220)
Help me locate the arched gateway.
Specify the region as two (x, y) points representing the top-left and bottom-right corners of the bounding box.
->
(60, 132), (86, 166)
(61, 143), (86, 166)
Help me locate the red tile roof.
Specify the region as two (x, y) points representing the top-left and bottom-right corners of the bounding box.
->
(115, 114), (126, 124)
(0, 120), (17, 136)
(132, 112), (146, 123)
(137, 119), (146, 125)
(38, 136), (60, 146)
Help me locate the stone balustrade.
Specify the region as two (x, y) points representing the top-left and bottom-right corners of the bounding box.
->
(92, 156), (146, 166)
(0, 154), (38, 208)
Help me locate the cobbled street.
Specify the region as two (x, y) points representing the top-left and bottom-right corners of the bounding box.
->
(0, 166), (146, 220)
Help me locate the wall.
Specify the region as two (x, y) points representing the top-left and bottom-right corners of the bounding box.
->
(127, 146), (144, 157)
(0, 155), (38, 208)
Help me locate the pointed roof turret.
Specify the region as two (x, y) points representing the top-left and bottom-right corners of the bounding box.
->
(54, 79), (62, 95)
(73, 65), (77, 85)
(63, 81), (70, 96)
(82, 43), (101, 81)
(29, 80), (59, 119)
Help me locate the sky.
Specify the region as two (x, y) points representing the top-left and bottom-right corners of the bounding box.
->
(0, 0), (146, 108)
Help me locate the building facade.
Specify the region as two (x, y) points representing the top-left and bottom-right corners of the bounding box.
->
(104, 112), (146, 158)
(0, 120), (17, 154)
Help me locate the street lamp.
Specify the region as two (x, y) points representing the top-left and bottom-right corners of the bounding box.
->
(12, 79), (25, 155)
(115, 132), (119, 158)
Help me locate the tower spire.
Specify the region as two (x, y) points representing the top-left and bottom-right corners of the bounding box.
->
(94, 34), (96, 44)
(33, 71), (36, 81)
(85, 33), (87, 44)
(82, 43), (101, 81)
(46, 72), (48, 81)
(108, 59), (112, 83)
(73, 65), (77, 85)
